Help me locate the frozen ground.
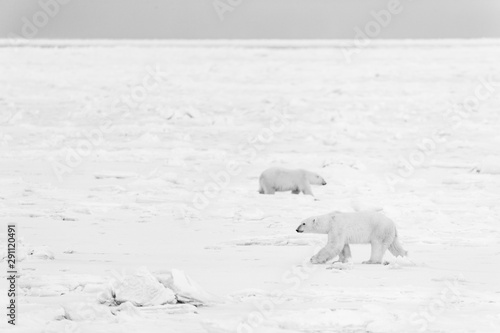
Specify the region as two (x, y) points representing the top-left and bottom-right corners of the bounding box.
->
(0, 39), (500, 332)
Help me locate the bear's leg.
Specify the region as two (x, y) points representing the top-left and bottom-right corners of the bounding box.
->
(336, 244), (352, 263)
(258, 179), (265, 194)
(311, 243), (344, 264)
(291, 188), (300, 194)
(261, 182), (275, 194)
(301, 183), (314, 196)
(363, 242), (389, 264)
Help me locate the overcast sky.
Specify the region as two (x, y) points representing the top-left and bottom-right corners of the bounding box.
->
(1, 0), (500, 39)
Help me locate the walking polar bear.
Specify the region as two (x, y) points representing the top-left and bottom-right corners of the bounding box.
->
(258, 167), (326, 196)
(296, 211), (407, 264)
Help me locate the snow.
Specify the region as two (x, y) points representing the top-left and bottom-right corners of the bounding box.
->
(98, 267), (176, 307)
(1, 39), (500, 332)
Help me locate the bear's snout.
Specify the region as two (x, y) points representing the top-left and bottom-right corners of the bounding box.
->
(296, 226), (303, 233)
(322, 180), (327, 185)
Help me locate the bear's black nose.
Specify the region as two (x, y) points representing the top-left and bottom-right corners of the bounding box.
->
(296, 228), (302, 233)
(322, 181), (327, 185)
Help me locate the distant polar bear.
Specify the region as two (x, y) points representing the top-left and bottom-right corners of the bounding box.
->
(296, 211), (407, 264)
(258, 167), (326, 196)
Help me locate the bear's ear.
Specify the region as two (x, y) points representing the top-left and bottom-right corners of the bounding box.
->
(312, 218), (316, 225)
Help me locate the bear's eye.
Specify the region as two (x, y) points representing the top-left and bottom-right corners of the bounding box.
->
(313, 219), (316, 223)
(302, 223), (305, 226)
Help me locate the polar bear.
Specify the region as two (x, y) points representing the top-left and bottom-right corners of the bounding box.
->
(296, 211), (407, 264)
(258, 167), (326, 196)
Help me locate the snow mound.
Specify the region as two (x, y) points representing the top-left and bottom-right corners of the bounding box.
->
(473, 155), (500, 174)
(384, 256), (416, 269)
(98, 267), (176, 306)
(1, 238), (30, 262)
(155, 269), (223, 305)
(98, 267), (217, 308)
(30, 246), (55, 260)
(0, 239), (55, 262)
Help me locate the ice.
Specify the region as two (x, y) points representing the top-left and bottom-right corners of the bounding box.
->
(350, 198), (384, 212)
(474, 155), (500, 174)
(327, 261), (354, 271)
(99, 267), (176, 306)
(1, 39), (499, 332)
(384, 256), (417, 269)
(230, 234), (322, 246)
(62, 302), (115, 321)
(139, 304), (198, 315)
(94, 172), (138, 180)
(30, 246), (55, 260)
(155, 269), (222, 305)
(269, 307), (397, 331)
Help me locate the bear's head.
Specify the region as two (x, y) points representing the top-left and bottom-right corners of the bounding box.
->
(306, 172), (327, 186)
(296, 215), (331, 234)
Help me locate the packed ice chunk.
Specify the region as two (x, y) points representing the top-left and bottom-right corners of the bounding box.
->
(99, 267), (176, 306)
(30, 246), (55, 260)
(155, 269), (222, 305)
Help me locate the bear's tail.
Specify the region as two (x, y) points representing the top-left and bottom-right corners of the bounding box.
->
(388, 233), (408, 257)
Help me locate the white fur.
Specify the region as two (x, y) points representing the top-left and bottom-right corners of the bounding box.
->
(258, 167), (326, 196)
(296, 211), (407, 264)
